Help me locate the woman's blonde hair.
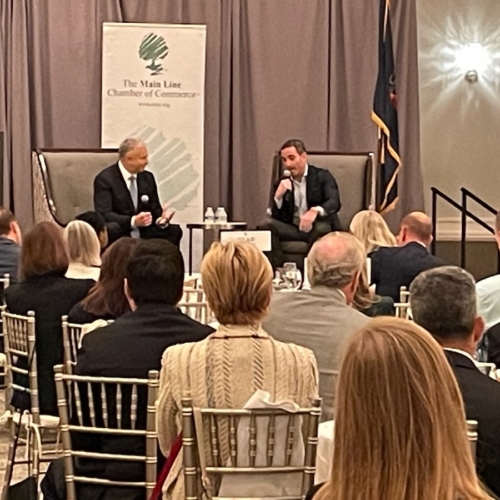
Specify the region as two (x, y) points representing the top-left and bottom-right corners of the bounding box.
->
(201, 240), (273, 325)
(352, 266), (379, 311)
(316, 317), (492, 500)
(349, 210), (397, 253)
(63, 220), (101, 267)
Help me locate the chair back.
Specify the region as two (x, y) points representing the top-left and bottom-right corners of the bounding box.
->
(2, 311), (39, 423)
(53, 365), (159, 500)
(33, 149), (119, 226)
(399, 286), (410, 303)
(181, 397), (322, 500)
(271, 151), (374, 230)
(179, 288), (212, 324)
(61, 316), (83, 375)
(467, 419), (478, 461)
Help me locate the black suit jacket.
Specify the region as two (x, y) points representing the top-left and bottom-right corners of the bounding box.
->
(73, 303), (214, 498)
(370, 242), (445, 302)
(94, 163), (163, 239)
(271, 165), (341, 230)
(445, 350), (500, 496)
(4, 274), (93, 415)
(0, 237), (20, 283)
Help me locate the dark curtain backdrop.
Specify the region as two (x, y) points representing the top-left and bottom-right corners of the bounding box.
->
(0, 0), (423, 230)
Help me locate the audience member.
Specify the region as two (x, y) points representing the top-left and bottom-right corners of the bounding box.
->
(370, 211), (444, 302)
(349, 209), (396, 253)
(4, 222), (93, 415)
(476, 211), (500, 340)
(0, 207), (22, 282)
(157, 241), (318, 499)
(64, 220), (101, 281)
(308, 317), (492, 500)
(75, 210), (109, 250)
(68, 237), (139, 324)
(411, 266), (500, 496)
(264, 232), (368, 420)
(352, 267), (394, 317)
(41, 239), (213, 500)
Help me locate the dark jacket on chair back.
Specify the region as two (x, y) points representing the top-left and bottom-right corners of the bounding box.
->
(271, 165), (342, 230)
(4, 274), (93, 415)
(71, 303), (214, 499)
(445, 350), (500, 496)
(370, 242), (444, 302)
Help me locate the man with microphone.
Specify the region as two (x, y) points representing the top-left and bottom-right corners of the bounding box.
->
(258, 139), (341, 269)
(94, 138), (182, 246)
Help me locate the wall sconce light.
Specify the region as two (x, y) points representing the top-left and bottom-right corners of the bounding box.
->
(455, 42), (489, 83)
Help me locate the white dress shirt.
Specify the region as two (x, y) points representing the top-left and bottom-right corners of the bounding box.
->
(118, 161), (140, 237)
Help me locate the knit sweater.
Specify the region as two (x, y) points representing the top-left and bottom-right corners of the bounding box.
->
(157, 324), (319, 500)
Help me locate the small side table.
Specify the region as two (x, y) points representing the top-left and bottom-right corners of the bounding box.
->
(187, 222), (248, 275)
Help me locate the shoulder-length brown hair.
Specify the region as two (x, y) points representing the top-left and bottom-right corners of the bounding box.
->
(21, 222), (69, 279)
(80, 237), (139, 318)
(315, 317), (493, 500)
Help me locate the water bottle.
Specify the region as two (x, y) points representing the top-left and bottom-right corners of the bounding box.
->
(215, 207), (228, 223)
(204, 207), (215, 223)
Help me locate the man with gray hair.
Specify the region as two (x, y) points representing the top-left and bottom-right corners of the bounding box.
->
(263, 232), (369, 420)
(94, 138), (182, 246)
(411, 265), (500, 496)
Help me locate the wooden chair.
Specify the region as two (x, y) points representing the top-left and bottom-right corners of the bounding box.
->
(467, 420), (478, 461)
(54, 366), (159, 500)
(179, 288), (212, 324)
(181, 397), (322, 500)
(61, 316), (83, 375)
(1, 311), (60, 499)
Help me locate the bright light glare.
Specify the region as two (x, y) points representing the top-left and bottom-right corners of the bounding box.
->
(454, 43), (490, 74)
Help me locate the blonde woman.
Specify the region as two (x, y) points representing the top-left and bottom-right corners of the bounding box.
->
(157, 240), (319, 500)
(308, 317), (493, 500)
(349, 209), (397, 254)
(64, 220), (101, 280)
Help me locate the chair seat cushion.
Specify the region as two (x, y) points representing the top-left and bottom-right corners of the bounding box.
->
(282, 241), (308, 254)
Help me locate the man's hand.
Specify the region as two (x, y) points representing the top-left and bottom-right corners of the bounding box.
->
(299, 209), (319, 233)
(274, 179), (292, 201)
(134, 212), (153, 227)
(157, 203), (176, 226)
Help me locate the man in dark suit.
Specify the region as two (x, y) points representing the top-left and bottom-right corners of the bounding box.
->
(257, 139), (341, 269)
(0, 207), (21, 282)
(370, 211), (444, 302)
(94, 138), (182, 246)
(411, 266), (500, 497)
(41, 239), (214, 500)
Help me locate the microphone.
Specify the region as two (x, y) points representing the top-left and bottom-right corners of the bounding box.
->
(141, 195), (149, 205)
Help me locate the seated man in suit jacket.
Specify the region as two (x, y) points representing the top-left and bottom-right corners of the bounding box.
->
(410, 266), (500, 497)
(257, 139), (341, 269)
(0, 207), (22, 282)
(370, 211), (444, 302)
(94, 138), (182, 246)
(41, 239), (214, 500)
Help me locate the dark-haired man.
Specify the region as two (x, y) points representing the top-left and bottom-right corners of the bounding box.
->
(41, 239), (213, 500)
(370, 211), (444, 302)
(411, 266), (500, 496)
(257, 139), (341, 269)
(75, 211), (108, 250)
(0, 207), (22, 282)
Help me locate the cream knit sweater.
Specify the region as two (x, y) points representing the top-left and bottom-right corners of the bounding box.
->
(157, 324), (319, 500)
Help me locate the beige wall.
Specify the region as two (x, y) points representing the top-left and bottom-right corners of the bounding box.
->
(417, 0), (500, 238)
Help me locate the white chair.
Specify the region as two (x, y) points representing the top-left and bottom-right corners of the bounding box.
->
(0, 274), (11, 385)
(181, 397), (322, 499)
(179, 288), (213, 324)
(1, 310), (60, 499)
(54, 365), (159, 500)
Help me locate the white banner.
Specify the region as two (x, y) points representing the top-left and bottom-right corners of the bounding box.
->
(101, 23), (206, 266)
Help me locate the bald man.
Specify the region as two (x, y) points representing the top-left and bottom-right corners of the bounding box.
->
(370, 211), (445, 302)
(263, 232), (370, 420)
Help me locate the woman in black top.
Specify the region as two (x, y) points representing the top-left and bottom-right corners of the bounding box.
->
(68, 237), (139, 324)
(5, 222), (93, 415)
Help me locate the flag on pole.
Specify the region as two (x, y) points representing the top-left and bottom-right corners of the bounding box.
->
(371, 0), (401, 213)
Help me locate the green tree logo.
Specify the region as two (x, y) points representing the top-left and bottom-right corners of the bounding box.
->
(139, 33), (169, 75)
